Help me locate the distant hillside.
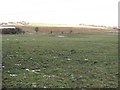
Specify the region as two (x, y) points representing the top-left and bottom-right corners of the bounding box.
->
(0, 21), (117, 29)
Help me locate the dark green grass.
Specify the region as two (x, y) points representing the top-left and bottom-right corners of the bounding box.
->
(2, 32), (118, 88)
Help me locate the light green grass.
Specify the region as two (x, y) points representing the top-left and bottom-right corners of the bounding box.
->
(2, 32), (118, 88)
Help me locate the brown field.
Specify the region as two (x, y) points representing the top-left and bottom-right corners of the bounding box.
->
(16, 25), (118, 34)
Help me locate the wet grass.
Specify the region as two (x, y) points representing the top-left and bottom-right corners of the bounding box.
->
(2, 32), (118, 88)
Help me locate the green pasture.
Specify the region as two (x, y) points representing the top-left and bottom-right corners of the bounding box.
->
(2, 32), (118, 88)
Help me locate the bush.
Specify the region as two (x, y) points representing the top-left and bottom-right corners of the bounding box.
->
(35, 27), (39, 32)
(1, 27), (25, 34)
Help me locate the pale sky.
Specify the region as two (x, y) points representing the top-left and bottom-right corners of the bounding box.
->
(0, 0), (119, 26)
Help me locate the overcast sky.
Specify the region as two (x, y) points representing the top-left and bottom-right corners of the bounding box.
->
(0, 0), (119, 26)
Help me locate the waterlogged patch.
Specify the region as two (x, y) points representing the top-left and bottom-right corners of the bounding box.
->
(58, 35), (66, 38)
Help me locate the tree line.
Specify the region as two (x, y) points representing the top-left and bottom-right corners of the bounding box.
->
(1, 27), (25, 34)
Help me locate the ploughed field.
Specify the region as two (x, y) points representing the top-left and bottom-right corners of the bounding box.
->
(2, 32), (118, 88)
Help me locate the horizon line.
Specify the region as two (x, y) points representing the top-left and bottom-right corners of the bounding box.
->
(0, 21), (118, 27)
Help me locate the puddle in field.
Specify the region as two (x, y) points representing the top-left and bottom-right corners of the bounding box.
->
(57, 35), (66, 38)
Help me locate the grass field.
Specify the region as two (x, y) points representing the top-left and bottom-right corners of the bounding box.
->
(2, 32), (118, 88)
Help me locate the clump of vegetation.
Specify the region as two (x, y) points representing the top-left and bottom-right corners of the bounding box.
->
(69, 30), (73, 34)
(50, 31), (53, 34)
(1, 27), (25, 34)
(34, 27), (39, 33)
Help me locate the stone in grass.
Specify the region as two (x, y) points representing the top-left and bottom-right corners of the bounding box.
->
(2, 65), (5, 68)
(67, 58), (71, 61)
(10, 74), (17, 77)
(79, 75), (83, 79)
(30, 58), (33, 60)
(35, 69), (41, 72)
(32, 82), (37, 88)
(84, 59), (88, 61)
(53, 56), (56, 59)
(7, 71), (10, 73)
(43, 86), (47, 88)
(15, 64), (21, 66)
(25, 68), (30, 71)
